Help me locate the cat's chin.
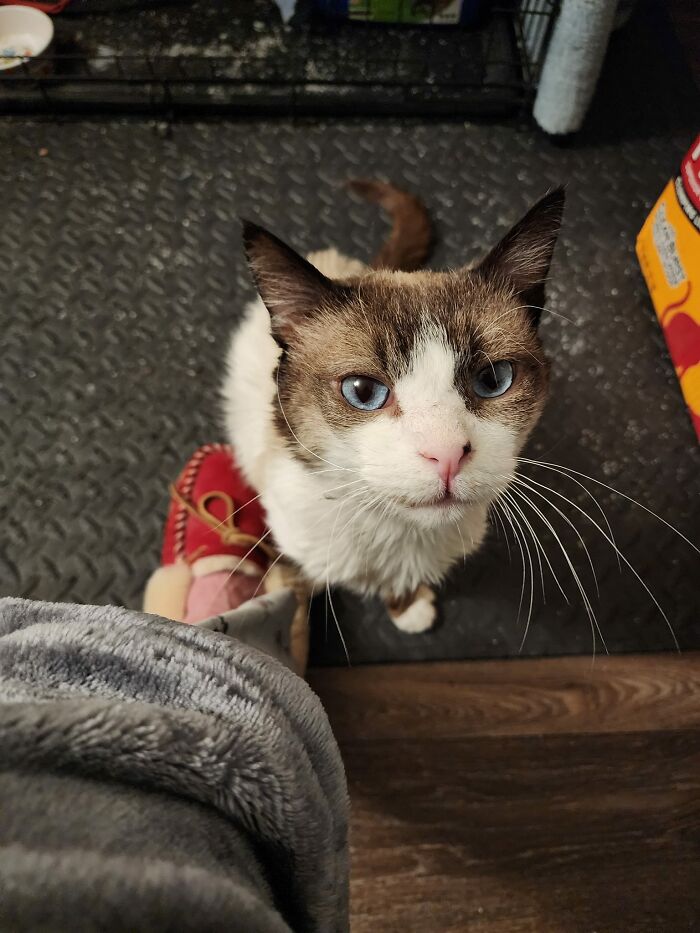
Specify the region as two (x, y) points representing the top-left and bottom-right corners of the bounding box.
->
(396, 496), (468, 528)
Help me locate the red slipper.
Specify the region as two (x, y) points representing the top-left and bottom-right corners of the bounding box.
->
(141, 444), (275, 624)
(142, 443), (307, 674)
(162, 443), (272, 572)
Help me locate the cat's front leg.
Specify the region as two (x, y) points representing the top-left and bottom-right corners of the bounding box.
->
(264, 558), (312, 675)
(386, 584), (437, 634)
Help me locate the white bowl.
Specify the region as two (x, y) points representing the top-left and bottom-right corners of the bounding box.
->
(0, 6), (54, 74)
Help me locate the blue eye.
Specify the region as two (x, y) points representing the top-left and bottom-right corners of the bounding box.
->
(472, 360), (514, 398)
(340, 375), (390, 411)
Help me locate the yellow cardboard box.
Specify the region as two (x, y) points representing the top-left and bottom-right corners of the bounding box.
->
(636, 134), (700, 441)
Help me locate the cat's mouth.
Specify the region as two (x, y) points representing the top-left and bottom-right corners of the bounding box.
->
(418, 494), (460, 509)
(400, 491), (463, 510)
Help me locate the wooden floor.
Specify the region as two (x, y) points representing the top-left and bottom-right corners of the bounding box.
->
(309, 655), (700, 933)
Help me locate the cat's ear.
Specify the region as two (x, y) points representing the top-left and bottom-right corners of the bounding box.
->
(242, 221), (341, 344)
(475, 188), (565, 324)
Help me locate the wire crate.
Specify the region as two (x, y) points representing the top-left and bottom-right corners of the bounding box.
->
(0, 1), (560, 116)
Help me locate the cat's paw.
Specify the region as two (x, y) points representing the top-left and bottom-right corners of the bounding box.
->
(389, 585), (437, 634)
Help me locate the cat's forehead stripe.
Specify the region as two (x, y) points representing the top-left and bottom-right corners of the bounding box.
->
(396, 329), (460, 409)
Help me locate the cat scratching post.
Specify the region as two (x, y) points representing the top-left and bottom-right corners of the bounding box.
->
(533, 0), (618, 135)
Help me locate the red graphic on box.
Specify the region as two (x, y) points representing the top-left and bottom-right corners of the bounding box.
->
(681, 134), (700, 214)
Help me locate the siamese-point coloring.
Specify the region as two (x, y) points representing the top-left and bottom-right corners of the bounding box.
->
(223, 180), (564, 636)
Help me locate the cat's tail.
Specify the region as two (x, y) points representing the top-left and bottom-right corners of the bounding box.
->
(346, 179), (433, 272)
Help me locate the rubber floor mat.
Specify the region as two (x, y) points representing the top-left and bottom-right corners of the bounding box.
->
(1, 1), (699, 663)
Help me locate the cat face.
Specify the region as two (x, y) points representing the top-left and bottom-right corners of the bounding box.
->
(244, 190), (564, 529)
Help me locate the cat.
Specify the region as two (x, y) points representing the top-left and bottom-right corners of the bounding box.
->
(223, 180), (564, 636)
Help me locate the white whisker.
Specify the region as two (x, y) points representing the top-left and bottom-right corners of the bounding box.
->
(487, 302), (577, 330)
(322, 478), (365, 500)
(500, 492), (535, 650)
(490, 501), (512, 563)
(518, 459), (620, 571)
(516, 472), (680, 653)
(251, 550), (284, 599)
(204, 491), (262, 535)
(518, 457), (699, 557)
(453, 517), (468, 567)
(276, 365), (358, 474)
(505, 490), (569, 606)
(502, 488), (547, 602)
(200, 527), (274, 616)
(497, 497), (528, 630)
(309, 467), (351, 477)
(513, 476), (600, 598)
(324, 497), (353, 662)
(508, 484), (606, 660)
(322, 489), (385, 662)
(519, 303), (577, 325)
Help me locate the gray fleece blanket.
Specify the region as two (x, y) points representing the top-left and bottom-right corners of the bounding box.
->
(0, 597), (348, 933)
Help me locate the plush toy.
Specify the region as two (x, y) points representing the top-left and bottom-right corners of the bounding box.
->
(143, 444), (309, 674)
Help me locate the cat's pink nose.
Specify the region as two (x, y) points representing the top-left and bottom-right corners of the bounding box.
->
(419, 442), (472, 489)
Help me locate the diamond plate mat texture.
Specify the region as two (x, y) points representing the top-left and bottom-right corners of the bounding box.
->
(1, 7), (699, 666)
